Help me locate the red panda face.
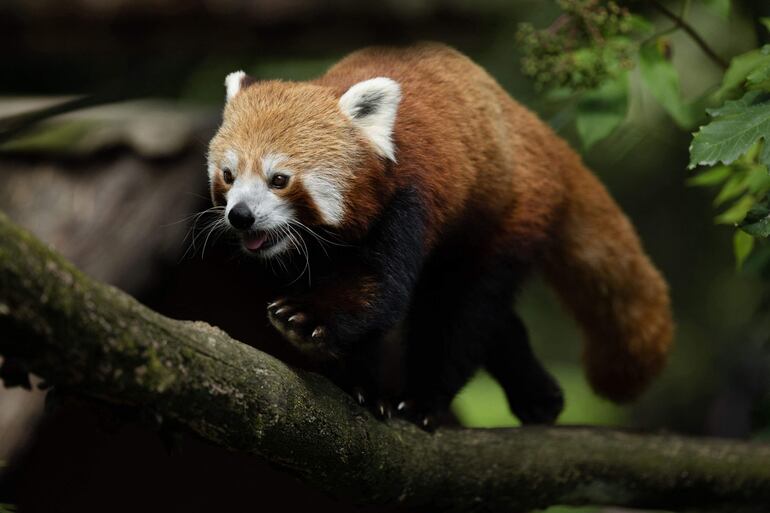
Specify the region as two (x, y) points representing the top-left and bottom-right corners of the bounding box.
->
(207, 73), (401, 259)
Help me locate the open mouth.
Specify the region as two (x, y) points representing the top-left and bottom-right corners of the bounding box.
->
(241, 230), (284, 253)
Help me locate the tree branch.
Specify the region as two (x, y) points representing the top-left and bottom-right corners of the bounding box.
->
(1, 210), (769, 512)
(647, 0), (729, 70)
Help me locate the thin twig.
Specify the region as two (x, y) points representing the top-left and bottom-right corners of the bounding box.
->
(647, 0), (729, 69)
(546, 13), (572, 34)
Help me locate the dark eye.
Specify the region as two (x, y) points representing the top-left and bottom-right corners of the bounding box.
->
(270, 174), (289, 189)
(222, 168), (234, 185)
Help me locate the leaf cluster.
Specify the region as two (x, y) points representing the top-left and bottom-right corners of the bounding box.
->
(689, 42), (770, 267)
(517, 1), (717, 152)
(516, 0), (639, 92)
(520, 2), (770, 266)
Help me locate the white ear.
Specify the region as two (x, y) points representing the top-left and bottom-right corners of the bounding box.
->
(339, 77), (401, 162)
(224, 70), (247, 102)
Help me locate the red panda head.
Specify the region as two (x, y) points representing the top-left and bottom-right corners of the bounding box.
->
(207, 71), (401, 258)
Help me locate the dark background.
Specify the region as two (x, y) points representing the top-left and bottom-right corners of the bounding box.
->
(1, 1), (769, 512)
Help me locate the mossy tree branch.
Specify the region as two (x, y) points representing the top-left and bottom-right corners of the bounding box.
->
(1, 211), (769, 512)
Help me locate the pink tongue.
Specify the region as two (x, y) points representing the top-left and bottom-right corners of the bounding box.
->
(244, 233), (268, 251)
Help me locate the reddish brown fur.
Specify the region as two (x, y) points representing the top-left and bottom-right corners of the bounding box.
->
(283, 182), (325, 227)
(313, 44), (672, 400)
(211, 43), (673, 402)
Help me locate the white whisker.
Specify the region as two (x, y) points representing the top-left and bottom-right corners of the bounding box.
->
(180, 206), (227, 261)
(201, 217), (228, 259)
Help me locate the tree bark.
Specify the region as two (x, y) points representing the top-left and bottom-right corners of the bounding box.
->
(1, 211), (769, 512)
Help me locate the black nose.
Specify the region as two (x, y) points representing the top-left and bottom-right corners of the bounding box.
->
(228, 202), (255, 230)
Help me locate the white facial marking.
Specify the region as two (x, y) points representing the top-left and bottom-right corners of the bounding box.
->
(226, 174), (294, 232)
(224, 149), (239, 172)
(207, 161), (217, 183)
(261, 154), (345, 226)
(338, 77), (401, 162)
(302, 171), (346, 226)
(208, 148), (240, 183)
(256, 237), (292, 259)
(225, 70), (246, 102)
(261, 153), (287, 176)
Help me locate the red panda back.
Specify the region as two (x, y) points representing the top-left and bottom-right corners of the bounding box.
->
(317, 43), (673, 402)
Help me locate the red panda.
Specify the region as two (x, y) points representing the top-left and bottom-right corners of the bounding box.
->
(207, 43), (673, 429)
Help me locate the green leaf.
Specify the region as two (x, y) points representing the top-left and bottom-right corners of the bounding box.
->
(575, 74), (629, 150)
(689, 92), (770, 169)
(708, 90), (767, 116)
(627, 14), (654, 34)
(734, 230), (755, 269)
(714, 173), (748, 206)
(761, 18), (770, 32)
(715, 48), (770, 99)
(639, 41), (700, 128)
(747, 61), (770, 91)
(741, 242), (770, 274)
(745, 163), (770, 194)
(687, 165), (732, 187)
(716, 194), (754, 224)
(739, 195), (770, 237)
(701, 0), (731, 19)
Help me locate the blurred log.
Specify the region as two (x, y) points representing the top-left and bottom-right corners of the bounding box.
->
(0, 98), (215, 293)
(3, 212), (770, 512)
(0, 98), (215, 464)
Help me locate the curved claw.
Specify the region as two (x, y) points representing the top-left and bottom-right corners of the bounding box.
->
(354, 387), (366, 406)
(393, 399), (437, 431)
(274, 306), (293, 317)
(287, 313), (307, 325)
(376, 400), (392, 420)
(311, 326), (326, 341)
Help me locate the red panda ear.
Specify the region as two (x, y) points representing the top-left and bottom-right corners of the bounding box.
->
(224, 70), (256, 102)
(339, 77), (401, 162)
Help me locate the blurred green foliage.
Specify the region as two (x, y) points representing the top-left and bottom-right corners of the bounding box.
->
(468, 0), (770, 439)
(638, 39), (704, 127)
(452, 366), (626, 428)
(520, 0), (770, 270)
(516, 0), (639, 92)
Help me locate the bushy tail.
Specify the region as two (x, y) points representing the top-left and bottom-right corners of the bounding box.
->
(541, 162), (673, 403)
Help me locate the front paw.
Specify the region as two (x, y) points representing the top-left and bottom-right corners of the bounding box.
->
(267, 298), (337, 359)
(393, 399), (438, 432)
(348, 385), (395, 420)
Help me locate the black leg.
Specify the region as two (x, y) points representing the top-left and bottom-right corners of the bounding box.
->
(401, 310), (486, 429)
(401, 253), (563, 428)
(400, 256), (513, 428)
(268, 187), (428, 418)
(484, 313), (564, 425)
